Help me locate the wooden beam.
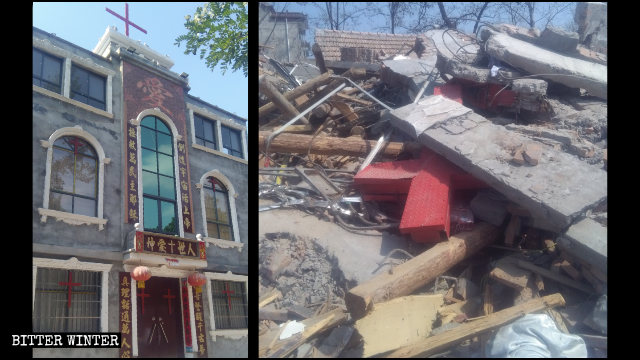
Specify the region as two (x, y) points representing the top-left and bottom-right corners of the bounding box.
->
(259, 75), (309, 124)
(385, 293), (566, 358)
(259, 288), (283, 309)
(259, 71), (334, 119)
(345, 223), (499, 320)
(259, 131), (418, 158)
(334, 92), (373, 106)
(516, 260), (595, 294)
(489, 258), (531, 290)
(259, 308), (347, 358)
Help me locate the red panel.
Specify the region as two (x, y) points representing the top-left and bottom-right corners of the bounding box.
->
(434, 83), (463, 104)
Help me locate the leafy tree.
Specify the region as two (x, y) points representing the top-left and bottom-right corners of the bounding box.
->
(175, 2), (248, 77)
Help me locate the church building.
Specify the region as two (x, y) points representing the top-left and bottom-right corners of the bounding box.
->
(32, 23), (248, 357)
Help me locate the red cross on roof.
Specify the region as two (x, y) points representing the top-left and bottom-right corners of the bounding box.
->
(106, 3), (147, 37)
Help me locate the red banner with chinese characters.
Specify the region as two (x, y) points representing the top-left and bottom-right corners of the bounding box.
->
(135, 231), (206, 260)
(181, 279), (193, 351)
(193, 288), (208, 357)
(177, 139), (194, 233)
(125, 121), (139, 224)
(119, 272), (133, 358)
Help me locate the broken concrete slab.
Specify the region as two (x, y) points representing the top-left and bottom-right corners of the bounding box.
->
(437, 56), (519, 85)
(511, 79), (548, 95)
(426, 29), (481, 64)
(388, 95), (474, 139)
(538, 26), (579, 54)
(380, 56), (438, 94)
(491, 23), (540, 44)
(387, 96), (607, 233)
(557, 218), (607, 276)
(353, 294), (443, 357)
(483, 31), (607, 99)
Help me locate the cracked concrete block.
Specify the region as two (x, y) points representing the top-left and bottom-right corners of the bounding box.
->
(470, 190), (509, 226)
(558, 218), (607, 275)
(484, 31), (607, 99)
(538, 26), (579, 54)
(511, 79), (548, 95)
(388, 96), (607, 232)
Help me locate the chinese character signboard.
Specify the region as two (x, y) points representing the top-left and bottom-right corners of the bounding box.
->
(193, 288), (208, 357)
(135, 231), (206, 260)
(181, 279), (193, 352)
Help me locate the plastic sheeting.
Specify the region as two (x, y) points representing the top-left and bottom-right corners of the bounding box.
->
(486, 313), (587, 358)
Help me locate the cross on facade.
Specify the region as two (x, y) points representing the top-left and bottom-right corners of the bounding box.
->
(207, 177), (226, 191)
(162, 288), (176, 315)
(106, 3), (148, 37)
(137, 287), (151, 314)
(66, 137), (86, 155)
(58, 271), (81, 308)
(221, 282), (235, 311)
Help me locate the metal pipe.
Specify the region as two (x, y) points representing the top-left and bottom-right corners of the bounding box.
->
(358, 128), (392, 172)
(265, 82), (347, 156)
(337, 76), (393, 111)
(285, 17), (290, 63)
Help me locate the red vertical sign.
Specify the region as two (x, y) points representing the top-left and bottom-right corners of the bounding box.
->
(119, 272), (133, 358)
(181, 279), (193, 351)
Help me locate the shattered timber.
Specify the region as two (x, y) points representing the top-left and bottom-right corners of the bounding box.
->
(259, 2), (606, 358)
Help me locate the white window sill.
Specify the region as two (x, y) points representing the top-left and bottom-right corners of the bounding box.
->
(191, 143), (247, 164)
(209, 329), (248, 341)
(204, 236), (244, 252)
(33, 85), (113, 119)
(38, 208), (108, 231)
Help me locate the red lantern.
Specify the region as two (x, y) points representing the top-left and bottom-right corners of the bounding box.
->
(188, 272), (206, 293)
(131, 266), (151, 288)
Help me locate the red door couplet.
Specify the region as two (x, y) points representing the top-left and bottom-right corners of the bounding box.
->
(136, 277), (185, 358)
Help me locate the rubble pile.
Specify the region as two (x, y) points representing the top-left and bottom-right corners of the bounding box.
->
(259, 3), (606, 358)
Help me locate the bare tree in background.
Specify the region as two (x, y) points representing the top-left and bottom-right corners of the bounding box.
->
(300, 2), (366, 31)
(498, 2), (576, 30)
(365, 2), (413, 34)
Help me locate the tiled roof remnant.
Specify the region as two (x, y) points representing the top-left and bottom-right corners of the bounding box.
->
(315, 29), (436, 62)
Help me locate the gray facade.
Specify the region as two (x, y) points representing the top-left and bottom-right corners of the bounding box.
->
(32, 26), (248, 358)
(259, 2), (309, 63)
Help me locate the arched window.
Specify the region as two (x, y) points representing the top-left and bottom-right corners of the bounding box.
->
(49, 136), (98, 217)
(203, 177), (233, 241)
(141, 115), (178, 235)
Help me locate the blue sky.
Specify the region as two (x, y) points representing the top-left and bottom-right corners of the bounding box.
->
(33, 2), (248, 119)
(270, 2), (576, 54)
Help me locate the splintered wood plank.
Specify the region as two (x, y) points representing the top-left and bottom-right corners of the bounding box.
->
(345, 223), (499, 320)
(259, 288), (283, 309)
(259, 308), (347, 358)
(516, 260), (595, 294)
(386, 293), (566, 358)
(489, 257), (531, 290)
(354, 294), (444, 357)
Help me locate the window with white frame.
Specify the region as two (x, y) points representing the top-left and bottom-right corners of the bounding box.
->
(49, 136), (99, 217)
(32, 40), (114, 116)
(209, 280), (247, 330)
(70, 65), (107, 111)
(33, 47), (63, 94)
(203, 177), (233, 241)
(194, 113), (217, 150)
(187, 104), (247, 162)
(39, 126), (109, 230)
(221, 125), (243, 158)
(32, 258), (111, 333)
(33, 268), (102, 332)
